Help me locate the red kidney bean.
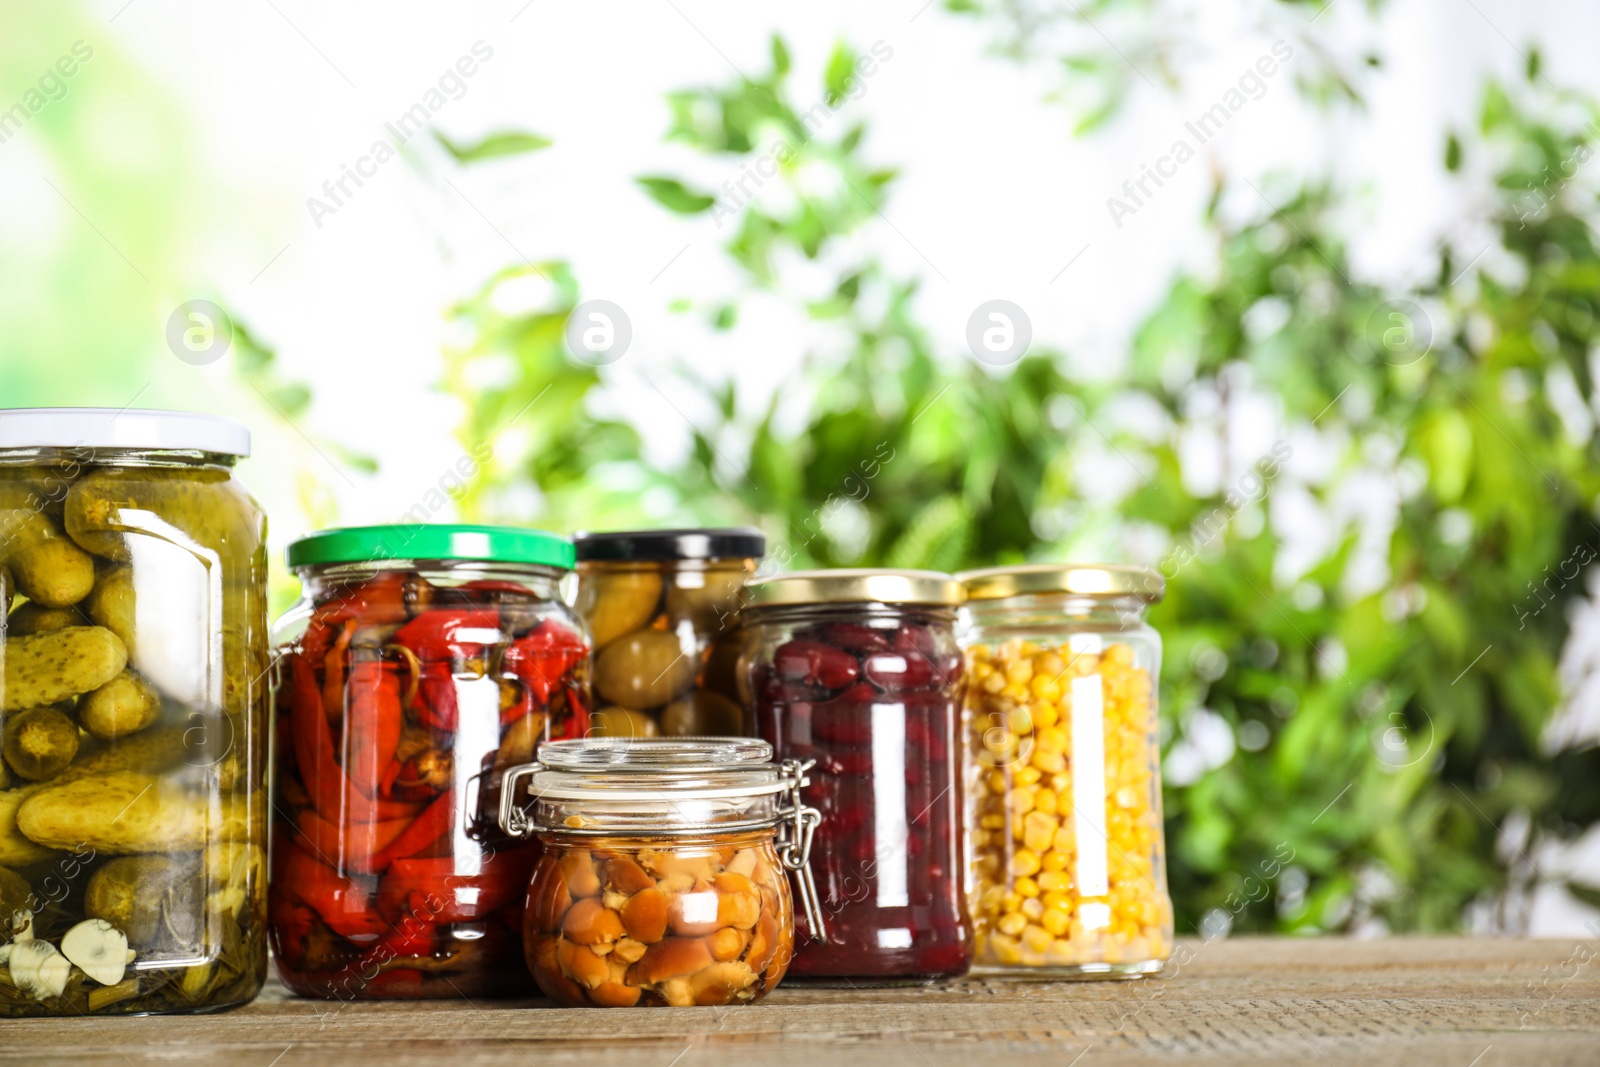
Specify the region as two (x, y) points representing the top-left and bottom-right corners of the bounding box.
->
(808, 622), (893, 653)
(775, 638), (862, 689)
(861, 651), (934, 694)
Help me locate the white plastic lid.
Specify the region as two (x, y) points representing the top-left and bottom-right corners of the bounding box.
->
(0, 408), (250, 457)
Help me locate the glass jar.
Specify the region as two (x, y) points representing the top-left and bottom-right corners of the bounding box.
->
(743, 570), (971, 983)
(268, 525), (588, 1000)
(573, 528), (763, 738)
(498, 737), (821, 1008)
(957, 564), (1171, 977)
(0, 408), (267, 1016)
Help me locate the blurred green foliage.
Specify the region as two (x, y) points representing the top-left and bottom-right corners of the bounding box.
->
(446, 36), (1600, 933)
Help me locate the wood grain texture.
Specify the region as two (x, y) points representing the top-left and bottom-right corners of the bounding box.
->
(1, 938), (1595, 1067)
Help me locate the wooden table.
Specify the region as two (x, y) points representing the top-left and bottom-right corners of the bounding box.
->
(3, 938), (1596, 1066)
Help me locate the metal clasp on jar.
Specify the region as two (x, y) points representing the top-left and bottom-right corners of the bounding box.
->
(777, 758), (826, 943)
(497, 763), (541, 838)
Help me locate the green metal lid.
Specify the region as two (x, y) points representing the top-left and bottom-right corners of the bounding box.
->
(286, 524), (574, 570)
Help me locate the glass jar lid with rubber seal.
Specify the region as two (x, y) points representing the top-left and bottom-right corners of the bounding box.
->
(498, 737), (822, 1007)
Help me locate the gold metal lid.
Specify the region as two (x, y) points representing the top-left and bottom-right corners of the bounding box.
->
(957, 563), (1164, 603)
(746, 568), (963, 608)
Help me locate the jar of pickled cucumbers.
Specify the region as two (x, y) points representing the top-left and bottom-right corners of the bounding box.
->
(956, 564), (1170, 977)
(573, 528), (762, 738)
(269, 525), (588, 1000)
(498, 738), (822, 1008)
(0, 408), (268, 1016)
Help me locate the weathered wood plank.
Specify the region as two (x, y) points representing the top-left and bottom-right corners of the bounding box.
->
(1, 938), (1594, 1067)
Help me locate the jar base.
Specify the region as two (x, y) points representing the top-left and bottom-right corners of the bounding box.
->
(969, 958), (1167, 981)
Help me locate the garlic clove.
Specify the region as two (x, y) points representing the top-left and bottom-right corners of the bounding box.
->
(60, 919), (129, 986)
(12, 909), (34, 941)
(10, 939), (71, 1000)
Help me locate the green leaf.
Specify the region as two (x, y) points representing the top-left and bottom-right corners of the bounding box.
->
(1445, 132), (1462, 172)
(771, 35), (791, 77)
(434, 130), (552, 163)
(824, 42), (858, 105)
(636, 176), (717, 214)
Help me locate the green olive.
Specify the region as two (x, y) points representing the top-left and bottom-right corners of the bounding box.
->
(578, 570), (663, 648)
(593, 629), (696, 708)
(589, 706), (660, 738)
(664, 567), (748, 634)
(702, 636), (744, 702)
(661, 689), (743, 737)
(79, 671), (161, 740)
(7, 602), (88, 636)
(2, 705), (81, 781)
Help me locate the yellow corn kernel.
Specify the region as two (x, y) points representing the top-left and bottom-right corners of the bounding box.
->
(1037, 871), (1074, 894)
(1021, 924), (1054, 954)
(1031, 700), (1060, 729)
(1023, 811), (1059, 853)
(1033, 789), (1058, 816)
(1011, 849), (1041, 877)
(1014, 876), (1040, 898)
(1005, 659), (1034, 685)
(1029, 674), (1063, 702)
(1041, 891), (1074, 913)
(1030, 747), (1067, 774)
(1041, 849), (1069, 873)
(1020, 897), (1045, 921)
(1040, 908), (1071, 937)
(1007, 787), (1035, 817)
(979, 814), (1005, 831)
(1016, 766), (1042, 786)
(1002, 892), (1023, 913)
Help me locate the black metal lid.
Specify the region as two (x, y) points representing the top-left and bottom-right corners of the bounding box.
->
(573, 527), (766, 562)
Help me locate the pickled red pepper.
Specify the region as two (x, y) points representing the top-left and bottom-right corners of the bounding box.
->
(269, 541), (589, 1000)
(965, 639), (1170, 969)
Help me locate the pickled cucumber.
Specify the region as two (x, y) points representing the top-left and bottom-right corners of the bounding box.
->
(78, 671), (160, 740)
(2, 626), (127, 711)
(64, 468), (260, 562)
(16, 770), (247, 853)
(85, 569), (134, 653)
(6, 603), (88, 636)
(0, 726), (192, 866)
(84, 856), (188, 946)
(2, 706), (80, 781)
(0, 511), (96, 608)
(0, 863), (29, 929)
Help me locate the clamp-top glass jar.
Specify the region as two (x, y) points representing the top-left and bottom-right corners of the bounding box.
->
(957, 564), (1171, 977)
(0, 408), (267, 1017)
(499, 738), (821, 1008)
(268, 525), (588, 999)
(573, 528), (763, 738)
(743, 569), (972, 983)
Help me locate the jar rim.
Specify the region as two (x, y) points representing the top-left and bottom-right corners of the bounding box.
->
(746, 568), (963, 608)
(573, 527), (766, 562)
(500, 739), (809, 836)
(286, 524), (573, 570)
(958, 563), (1164, 603)
(0, 407), (249, 457)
